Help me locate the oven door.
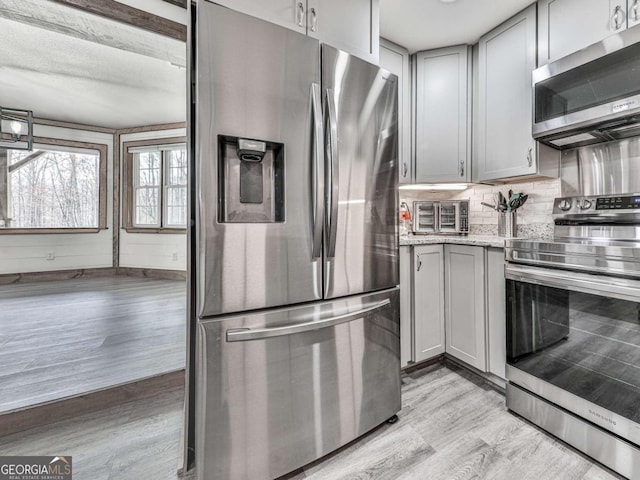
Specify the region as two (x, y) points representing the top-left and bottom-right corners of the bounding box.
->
(506, 263), (640, 445)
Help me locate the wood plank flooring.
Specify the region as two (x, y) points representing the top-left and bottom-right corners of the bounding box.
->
(0, 276), (186, 413)
(0, 364), (622, 480)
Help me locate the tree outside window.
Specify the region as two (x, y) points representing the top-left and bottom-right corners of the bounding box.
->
(130, 144), (187, 230)
(0, 141), (106, 231)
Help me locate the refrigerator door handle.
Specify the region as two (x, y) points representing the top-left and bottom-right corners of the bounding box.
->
(325, 88), (339, 258)
(311, 83), (324, 259)
(226, 299), (391, 342)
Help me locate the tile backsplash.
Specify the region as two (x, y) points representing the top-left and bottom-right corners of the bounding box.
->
(400, 178), (560, 238)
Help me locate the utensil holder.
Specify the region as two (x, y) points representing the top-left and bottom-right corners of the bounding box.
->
(498, 211), (517, 237)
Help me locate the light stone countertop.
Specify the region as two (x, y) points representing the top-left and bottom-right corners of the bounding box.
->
(400, 234), (506, 248)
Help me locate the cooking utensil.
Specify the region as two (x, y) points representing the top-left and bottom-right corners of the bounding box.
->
(498, 192), (506, 208)
(481, 202), (498, 211)
(508, 193), (521, 212)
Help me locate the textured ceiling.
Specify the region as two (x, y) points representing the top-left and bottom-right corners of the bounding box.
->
(0, 4), (186, 129)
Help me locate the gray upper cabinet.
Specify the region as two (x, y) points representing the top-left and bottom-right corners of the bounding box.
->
(211, 0), (307, 33)
(414, 46), (471, 183)
(475, 4), (538, 182)
(307, 0), (379, 62)
(538, 0), (628, 65)
(213, 0), (379, 62)
(444, 245), (486, 371)
(380, 39), (411, 184)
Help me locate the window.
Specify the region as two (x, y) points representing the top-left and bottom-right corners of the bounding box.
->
(0, 138), (107, 232)
(124, 139), (187, 232)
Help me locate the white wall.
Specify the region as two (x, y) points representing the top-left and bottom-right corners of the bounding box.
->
(0, 124), (114, 274)
(118, 128), (187, 271)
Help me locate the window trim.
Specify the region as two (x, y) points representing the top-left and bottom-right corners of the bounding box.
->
(0, 136), (108, 234)
(122, 137), (187, 234)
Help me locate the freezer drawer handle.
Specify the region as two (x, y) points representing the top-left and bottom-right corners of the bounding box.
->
(226, 299), (391, 342)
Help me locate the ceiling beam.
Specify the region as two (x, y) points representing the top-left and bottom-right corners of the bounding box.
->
(0, 0), (186, 67)
(161, 0), (187, 8)
(49, 0), (186, 41)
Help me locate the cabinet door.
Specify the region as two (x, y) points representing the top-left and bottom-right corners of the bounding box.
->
(486, 248), (506, 380)
(212, 0), (306, 33)
(413, 245), (445, 363)
(476, 4), (537, 182)
(399, 246), (413, 368)
(307, 0), (379, 62)
(414, 46), (470, 183)
(538, 0), (625, 65)
(444, 245), (486, 371)
(629, 0), (640, 27)
(380, 39), (412, 184)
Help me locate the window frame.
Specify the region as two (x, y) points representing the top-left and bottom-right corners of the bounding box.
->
(122, 137), (187, 234)
(0, 136), (108, 234)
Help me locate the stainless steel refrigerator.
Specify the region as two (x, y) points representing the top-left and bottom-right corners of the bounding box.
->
(188, 3), (400, 479)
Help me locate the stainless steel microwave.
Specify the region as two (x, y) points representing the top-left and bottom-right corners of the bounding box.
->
(413, 200), (469, 235)
(533, 26), (640, 149)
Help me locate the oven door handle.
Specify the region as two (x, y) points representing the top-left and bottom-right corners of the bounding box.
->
(505, 264), (640, 303)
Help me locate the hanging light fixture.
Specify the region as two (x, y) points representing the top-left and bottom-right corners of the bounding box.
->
(0, 107), (33, 151)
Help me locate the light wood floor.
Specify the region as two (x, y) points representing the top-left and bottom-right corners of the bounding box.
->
(0, 364), (621, 480)
(0, 276), (186, 413)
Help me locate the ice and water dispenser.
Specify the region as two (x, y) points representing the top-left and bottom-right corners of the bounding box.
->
(218, 135), (285, 223)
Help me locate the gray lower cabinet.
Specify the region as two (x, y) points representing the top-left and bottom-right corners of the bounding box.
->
(486, 248), (506, 379)
(413, 245), (446, 362)
(475, 4), (538, 182)
(444, 245), (486, 371)
(399, 246), (413, 368)
(538, 0), (628, 66)
(400, 243), (506, 380)
(414, 46), (471, 183)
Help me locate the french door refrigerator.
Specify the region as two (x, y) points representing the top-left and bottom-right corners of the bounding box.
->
(189, 3), (399, 479)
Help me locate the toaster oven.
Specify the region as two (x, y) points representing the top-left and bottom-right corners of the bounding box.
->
(412, 200), (469, 234)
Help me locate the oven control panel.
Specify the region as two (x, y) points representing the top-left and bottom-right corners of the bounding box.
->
(596, 195), (640, 210)
(553, 195), (640, 214)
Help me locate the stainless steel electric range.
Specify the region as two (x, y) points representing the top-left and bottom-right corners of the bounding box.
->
(505, 193), (640, 478)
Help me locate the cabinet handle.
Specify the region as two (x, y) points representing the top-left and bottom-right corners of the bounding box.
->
(459, 160), (464, 177)
(416, 254), (422, 272)
(296, 1), (305, 27)
(614, 5), (625, 30)
(632, 0), (639, 21)
(310, 7), (318, 32)
(527, 147), (533, 167)
(402, 162), (408, 178)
